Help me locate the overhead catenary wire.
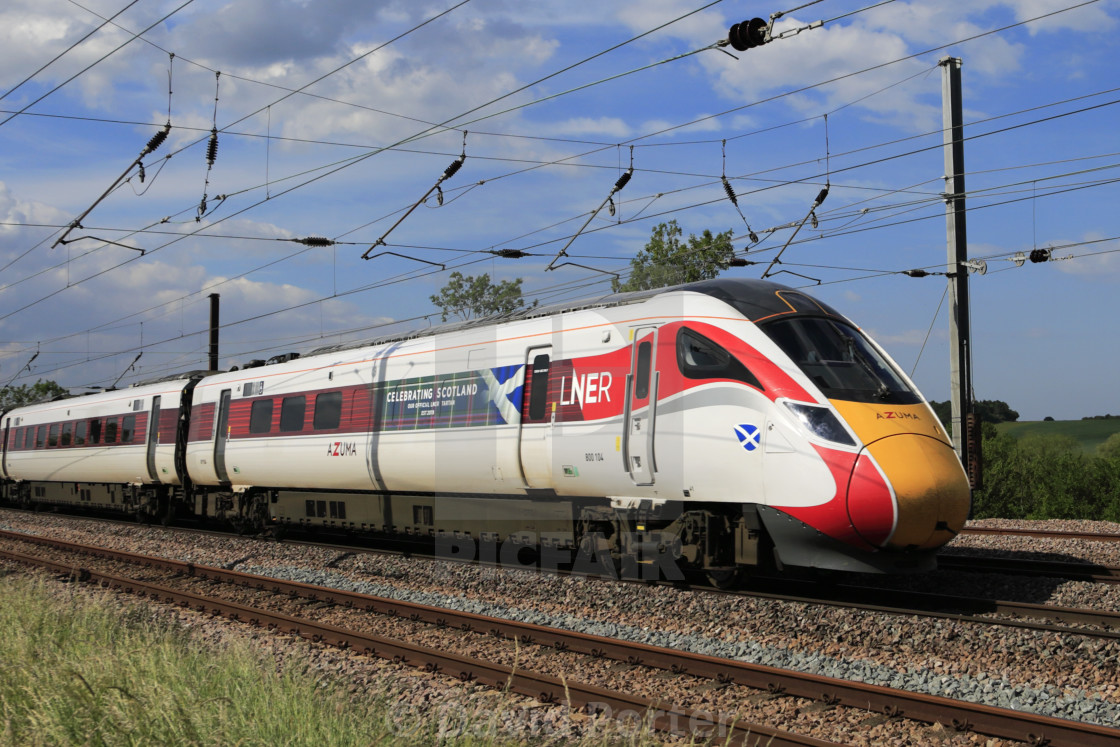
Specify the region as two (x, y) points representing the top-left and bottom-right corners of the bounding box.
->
(6, 109), (1117, 357)
(0, 0), (196, 130)
(362, 132), (468, 260)
(196, 72), (224, 222)
(19, 211), (1120, 385)
(11, 0), (1104, 298)
(720, 140), (760, 244)
(0, 0), (146, 105)
(50, 120), (171, 249)
(20, 228), (1120, 387)
(9, 91), (1116, 314)
(6, 0), (723, 318)
(545, 146), (634, 271)
(6, 1), (1111, 385)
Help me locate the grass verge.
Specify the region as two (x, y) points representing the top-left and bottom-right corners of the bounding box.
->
(0, 570), (404, 746)
(0, 568), (688, 746)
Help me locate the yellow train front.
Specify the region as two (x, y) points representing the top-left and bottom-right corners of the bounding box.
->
(734, 284), (973, 573)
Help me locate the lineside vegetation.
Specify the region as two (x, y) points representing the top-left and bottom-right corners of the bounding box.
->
(0, 573), (395, 745)
(0, 571), (679, 746)
(972, 426), (1120, 522)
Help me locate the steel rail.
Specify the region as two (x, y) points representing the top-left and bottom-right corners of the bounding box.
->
(939, 554), (1120, 584)
(2, 531), (1118, 746)
(3, 526), (1118, 635)
(0, 546), (834, 747)
(962, 526), (1120, 542)
(732, 574), (1120, 633)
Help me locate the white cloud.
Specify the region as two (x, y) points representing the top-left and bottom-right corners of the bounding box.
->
(1052, 234), (1120, 277)
(993, 0), (1117, 33)
(0, 180), (69, 235)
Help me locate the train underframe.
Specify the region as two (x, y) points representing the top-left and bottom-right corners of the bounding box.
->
(0, 478), (772, 584)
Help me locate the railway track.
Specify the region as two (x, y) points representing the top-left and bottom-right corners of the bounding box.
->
(730, 576), (1120, 639)
(938, 553), (1120, 584)
(4, 511), (1118, 639)
(961, 526), (1120, 543)
(0, 535), (831, 747)
(2, 529), (1118, 746)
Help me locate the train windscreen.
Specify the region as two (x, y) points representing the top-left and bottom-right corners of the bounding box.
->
(761, 317), (921, 405)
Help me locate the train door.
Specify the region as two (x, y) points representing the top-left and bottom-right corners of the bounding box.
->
(624, 327), (658, 486)
(145, 395), (161, 482)
(1, 417), (9, 478)
(518, 347), (553, 488)
(213, 389), (231, 483)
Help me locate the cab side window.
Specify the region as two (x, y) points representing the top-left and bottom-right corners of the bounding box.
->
(677, 328), (763, 391)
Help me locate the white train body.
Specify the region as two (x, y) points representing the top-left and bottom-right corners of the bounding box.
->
(2, 279), (971, 575)
(2, 379), (190, 487)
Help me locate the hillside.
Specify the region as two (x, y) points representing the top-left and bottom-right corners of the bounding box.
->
(995, 419), (1120, 454)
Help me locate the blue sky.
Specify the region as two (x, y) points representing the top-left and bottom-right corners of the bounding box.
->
(0, 0), (1117, 420)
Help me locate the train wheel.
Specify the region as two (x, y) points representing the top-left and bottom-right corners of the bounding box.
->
(706, 567), (744, 590)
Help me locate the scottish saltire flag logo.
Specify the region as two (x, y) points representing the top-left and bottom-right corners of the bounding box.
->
(734, 423), (761, 451)
(481, 364), (525, 424)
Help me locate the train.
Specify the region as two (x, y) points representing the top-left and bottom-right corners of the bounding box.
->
(1, 278), (971, 583)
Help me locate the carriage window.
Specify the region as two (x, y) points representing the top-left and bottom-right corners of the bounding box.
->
(634, 341), (652, 400)
(105, 420), (118, 443)
(23, 428), (32, 449)
(48, 425), (59, 447)
(313, 392), (342, 430)
(528, 354), (550, 421)
(676, 328), (763, 390)
(90, 419), (102, 444)
(249, 400), (274, 434)
(61, 422), (73, 446)
(74, 421), (87, 445)
(121, 415), (135, 443)
(35, 426), (45, 448)
(279, 396), (306, 432)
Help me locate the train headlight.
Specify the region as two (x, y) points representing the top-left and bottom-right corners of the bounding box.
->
(784, 402), (856, 447)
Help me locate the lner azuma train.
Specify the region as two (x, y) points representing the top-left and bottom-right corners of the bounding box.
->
(1, 278), (971, 579)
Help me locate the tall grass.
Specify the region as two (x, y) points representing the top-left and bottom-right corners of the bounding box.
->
(0, 572), (397, 746)
(0, 571), (695, 746)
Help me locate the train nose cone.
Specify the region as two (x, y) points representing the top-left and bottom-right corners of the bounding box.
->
(857, 433), (971, 550)
(830, 401), (971, 552)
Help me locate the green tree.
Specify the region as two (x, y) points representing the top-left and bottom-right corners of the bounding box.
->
(612, 220), (735, 293)
(0, 380), (69, 411)
(975, 399), (1020, 424)
(429, 272), (533, 322)
(972, 424), (1120, 522)
(1097, 432), (1120, 462)
(928, 398), (1020, 431)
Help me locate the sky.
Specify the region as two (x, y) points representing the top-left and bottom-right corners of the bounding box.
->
(0, 0), (1117, 421)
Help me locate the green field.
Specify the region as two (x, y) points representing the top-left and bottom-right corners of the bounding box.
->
(995, 419), (1120, 453)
